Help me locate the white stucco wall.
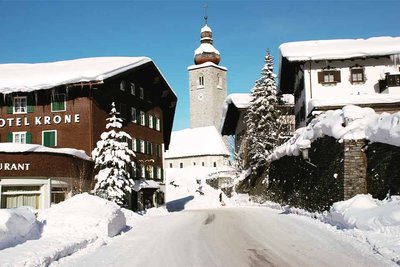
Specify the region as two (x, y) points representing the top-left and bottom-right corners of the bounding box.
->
(165, 154), (229, 169)
(296, 56), (400, 126)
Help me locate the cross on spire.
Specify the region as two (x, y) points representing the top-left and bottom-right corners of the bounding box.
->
(204, 4), (208, 25)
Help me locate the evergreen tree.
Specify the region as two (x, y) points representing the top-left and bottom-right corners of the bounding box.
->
(92, 102), (135, 206)
(244, 51), (284, 170)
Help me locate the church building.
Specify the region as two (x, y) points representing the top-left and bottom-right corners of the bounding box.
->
(165, 17), (230, 169)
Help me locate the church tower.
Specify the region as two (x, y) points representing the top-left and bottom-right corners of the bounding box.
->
(188, 16), (227, 130)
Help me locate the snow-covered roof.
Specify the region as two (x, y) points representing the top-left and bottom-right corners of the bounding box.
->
(194, 43), (220, 56)
(309, 94), (400, 113)
(224, 93), (252, 109)
(220, 94), (252, 135)
(282, 94), (295, 105)
(0, 143), (91, 160)
(269, 105), (400, 162)
(201, 25), (212, 33)
(165, 126), (229, 159)
(280, 36), (400, 62)
(187, 62), (227, 71)
(0, 57), (151, 94)
(133, 180), (160, 192)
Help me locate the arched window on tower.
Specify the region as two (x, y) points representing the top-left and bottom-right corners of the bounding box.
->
(217, 74), (223, 89)
(198, 75), (204, 87)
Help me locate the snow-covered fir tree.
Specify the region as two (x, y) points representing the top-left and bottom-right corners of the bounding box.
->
(244, 51), (284, 170)
(92, 102), (135, 206)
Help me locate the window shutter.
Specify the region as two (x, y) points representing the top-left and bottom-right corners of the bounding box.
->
(27, 105), (34, 113)
(7, 105), (13, 114)
(334, 70), (341, 82)
(144, 141), (148, 154)
(26, 132), (32, 144)
(153, 166), (157, 179)
(145, 114), (149, 127)
(153, 117), (157, 129)
(6, 133), (12, 142)
(318, 72), (323, 83)
(161, 168), (164, 180)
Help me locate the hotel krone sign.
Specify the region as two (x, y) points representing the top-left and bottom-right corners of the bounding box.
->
(0, 114), (80, 128)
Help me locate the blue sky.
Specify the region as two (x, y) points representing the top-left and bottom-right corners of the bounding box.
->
(0, 0), (399, 131)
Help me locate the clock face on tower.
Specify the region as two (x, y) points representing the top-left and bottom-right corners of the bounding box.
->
(197, 93), (204, 101)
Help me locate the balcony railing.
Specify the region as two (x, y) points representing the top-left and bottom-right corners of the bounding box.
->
(379, 74), (400, 92)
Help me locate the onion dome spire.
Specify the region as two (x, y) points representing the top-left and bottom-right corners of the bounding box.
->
(194, 14), (221, 65)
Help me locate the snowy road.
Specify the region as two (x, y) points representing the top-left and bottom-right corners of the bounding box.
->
(56, 207), (393, 267)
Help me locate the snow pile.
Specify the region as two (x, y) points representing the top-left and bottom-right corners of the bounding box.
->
(0, 57), (151, 93)
(327, 194), (400, 232)
(38, 193), (126, 238)
(0, 193), (127, 266)
(0, 207), (40, 250)
(0, 142), (91, 160)
(280, 36), (400, 62)
(194, 43), (220, 56)
(269, 105), (400, 161)
(165, 126), (229, 159)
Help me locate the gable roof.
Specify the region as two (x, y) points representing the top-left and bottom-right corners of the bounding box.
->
(165, 126), (229, 159)
(0, 57), (151, 94)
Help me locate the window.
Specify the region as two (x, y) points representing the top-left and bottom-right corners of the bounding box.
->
(193, 162), (196, 166)
(140, 111), (146, 126)
(149, 165), (154, 179)
(387, 74), (400, 87)
(157, 167), (162, 180)
(9, 131), (32, 144)
(147, 142), (152, 155)
(350, 68), (365, 83)
(120, 103), (127, 120)
(141, 165), (146, 178)
(213, 162), (217, 168)
(156, 117), (161, 131)
(42, 130), (57, 147)
(169, 163), (173, 168)
(13, 96), (28, 114)
(132, 138), (137, 152)
(202, 162), (205, 167)
(120, 80), (125, 91)
(51, 187), (66, 204)
(156, 144), (161, 157)
(140, 140), (145, 153)
(130, 83), (136, 95)
(149, 115), (154, 129)
(131, 108), (137, 123)
(139, 87), (144, 99)
(1, 186), (41, 209)
(51, 94), (66, 112)
(217, 74), (223, 88)
(318, 70), (341, 84)
(180, 162), (183, 168)
(198, 75), (204, 87)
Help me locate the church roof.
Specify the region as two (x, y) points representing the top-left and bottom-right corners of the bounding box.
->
(165, 126), (230, 159)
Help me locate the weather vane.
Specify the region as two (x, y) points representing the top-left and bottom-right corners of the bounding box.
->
(204, 3), (208, 25)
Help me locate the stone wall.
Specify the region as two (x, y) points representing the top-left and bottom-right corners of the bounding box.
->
(343, 139), (367, 199)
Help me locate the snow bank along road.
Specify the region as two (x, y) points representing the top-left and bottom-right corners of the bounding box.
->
(57, 207), (393, 267)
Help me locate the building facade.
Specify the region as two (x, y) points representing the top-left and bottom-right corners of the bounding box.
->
(0, 57), (177, 210)
(279, 37), (400, 128)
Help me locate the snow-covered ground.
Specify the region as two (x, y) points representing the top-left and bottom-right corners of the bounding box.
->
(1, 167), (400, 266)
